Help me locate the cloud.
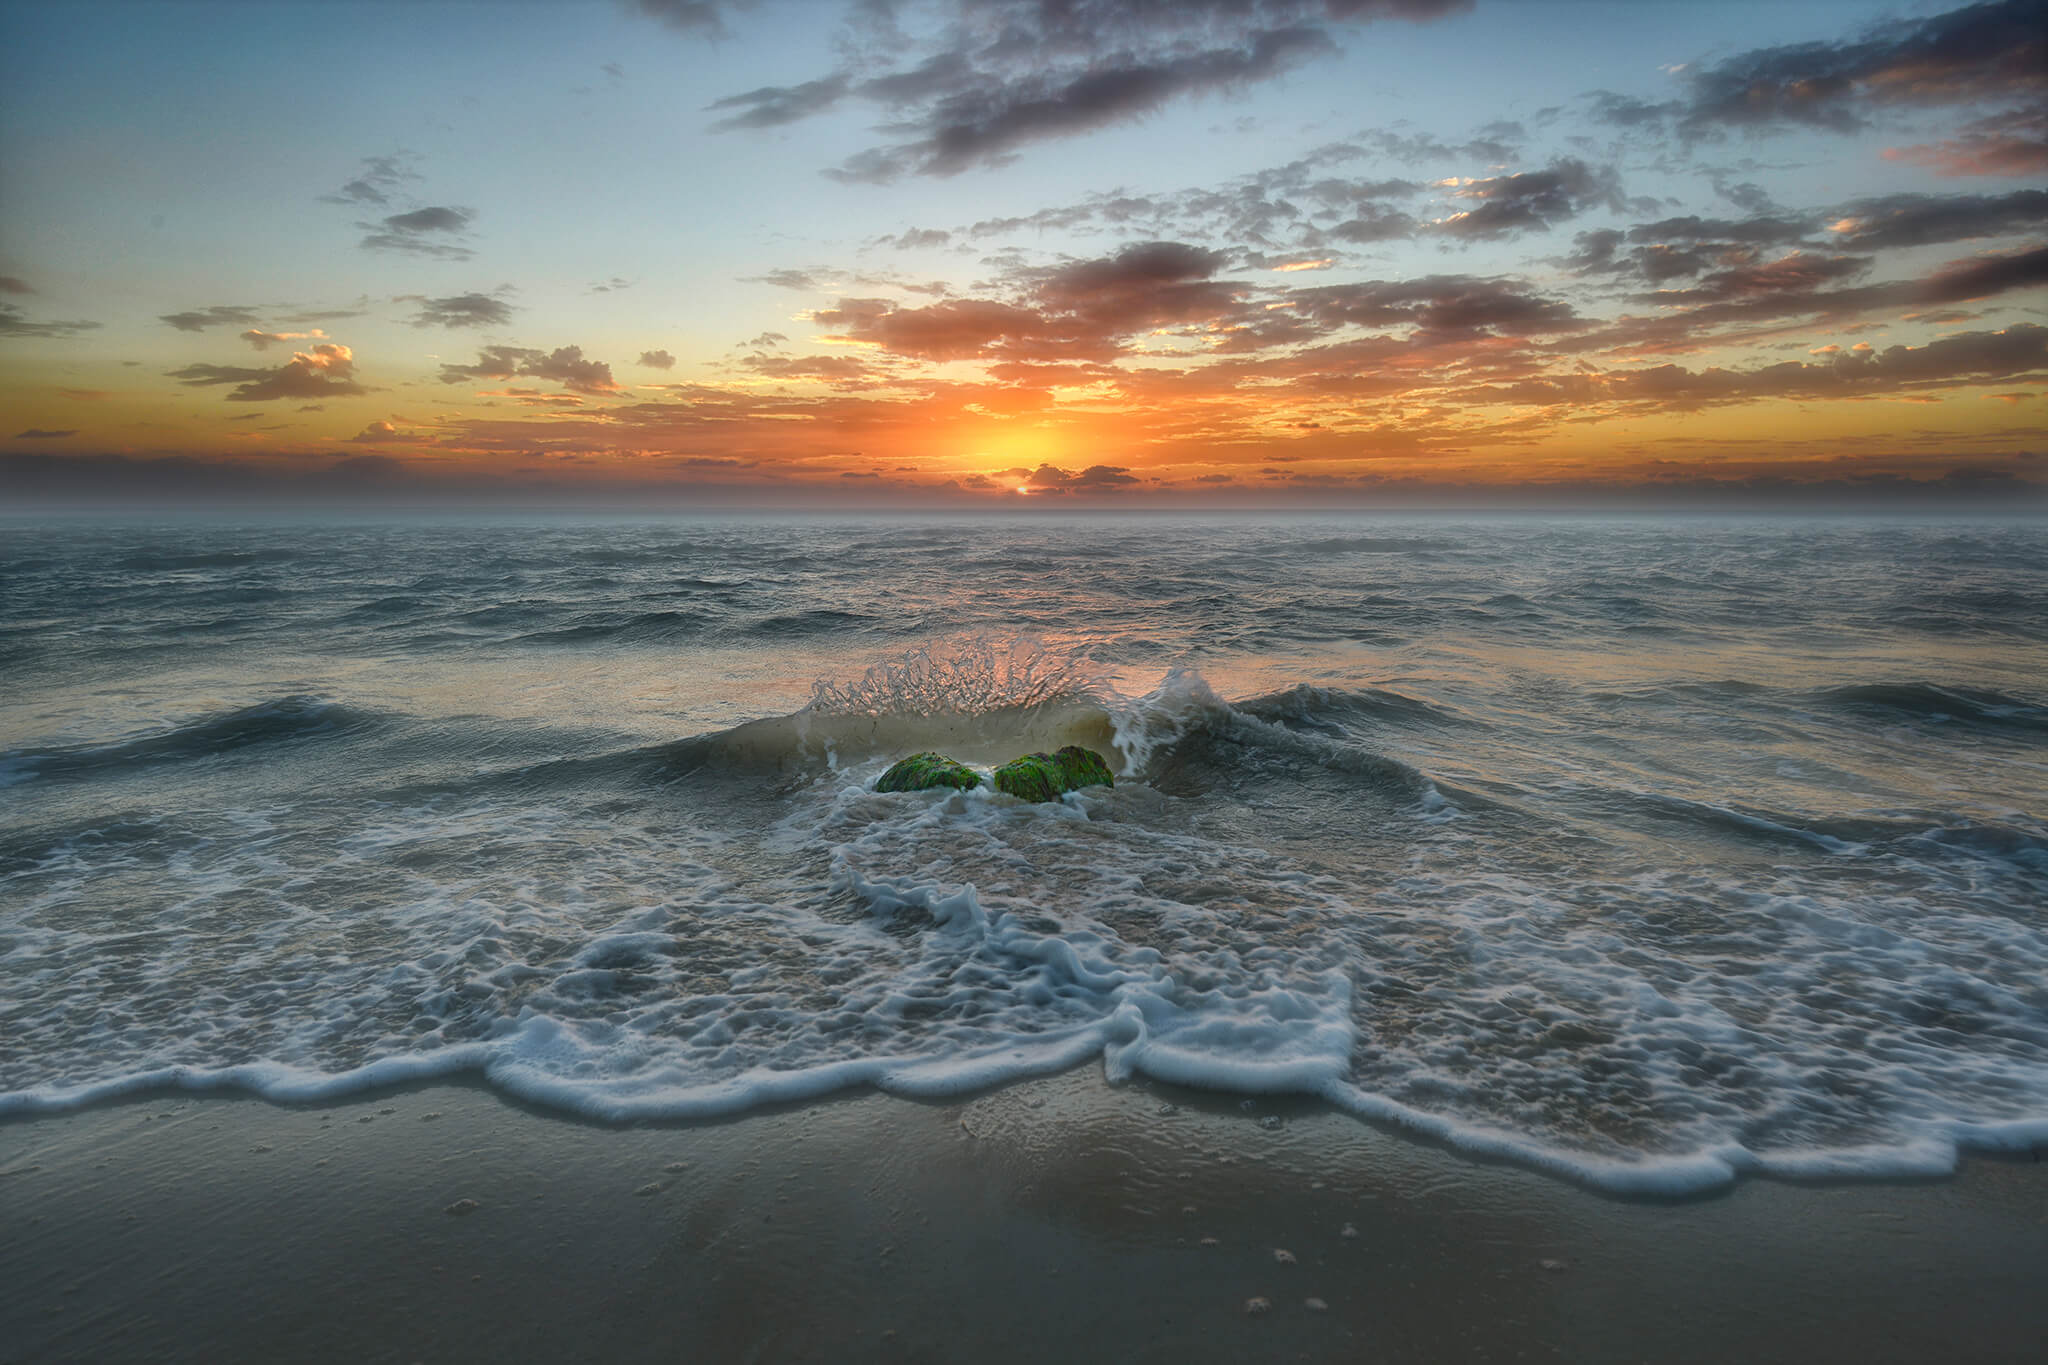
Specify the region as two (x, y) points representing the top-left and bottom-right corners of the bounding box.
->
(1283, 275), (1584, 336)
(638, 349), (677, 369)
(1885, 108), (2048, 178)
(1679, 0), (2047, 138)
(0, 276), (31, 295)
(1586, 90), (1682, 129)
(880, 228), (952, 250)
(439, 344), (622, 394)
(1637, 252), (1873, 305)
(706, 74), (850, 131)
(169, 342), (366, 402)
(241, 328), (328, 350)
(319, 154), (419, 207)
(161, 305), (260, 332)
(1018, 463), (1140, 494)
(0, 304), (100, 339)
(1918, 244), (2048, 303)
(1828, 188), (2048, 250)
(745, 269), (829, 291)
(1472, 324), (2048, 409)
(1432, 160), (1631, 239)
(737, 353), (877, 381)
(634, 0), (736, 36)
(347, 420), (402, 442)
(14, 428), (76, 439)
(409, 293), (515, 328)
(814, 297), (1066, 362)
(836, 27), (1340, 181)
(359, 205), (475, 259)
(697, 0), (1470, 178)
(812, 241), (1254, 362)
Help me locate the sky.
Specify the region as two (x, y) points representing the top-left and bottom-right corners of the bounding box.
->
(1, 0), (2044, 508)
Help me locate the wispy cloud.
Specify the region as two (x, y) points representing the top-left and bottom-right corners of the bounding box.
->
(359, 206), (476, 259)
(681, 0), (1471, 179)
(407, 293), (516, 328)
(440, 344), (623, 394)
(0, 304), (99, 339)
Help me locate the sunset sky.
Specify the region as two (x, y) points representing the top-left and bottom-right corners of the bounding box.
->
(2, 0), (2044, 507)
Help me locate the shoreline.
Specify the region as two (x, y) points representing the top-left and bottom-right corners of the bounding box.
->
(4, 1068), (2044, 1364)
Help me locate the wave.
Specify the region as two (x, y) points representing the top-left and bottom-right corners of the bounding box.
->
(516, 610), (714, 646)
(114, 549), (300, 572)
(1273, 536), (1453, 556)
(1812, 682), (2048, 730)
(0, 695), (377, 783)
(1237, 682), (1475, 732)
(743, 609), (877, 637)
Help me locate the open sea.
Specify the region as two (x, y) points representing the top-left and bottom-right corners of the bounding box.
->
(3, 514), (2045, 1194)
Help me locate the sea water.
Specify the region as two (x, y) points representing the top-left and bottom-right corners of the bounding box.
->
(3, 514), (2044, 1194)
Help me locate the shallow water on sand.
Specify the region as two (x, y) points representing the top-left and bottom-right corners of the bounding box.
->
(3, 513), (2045, 1192)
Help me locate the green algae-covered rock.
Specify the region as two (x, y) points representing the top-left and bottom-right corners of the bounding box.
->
(875, 751), (982, 793)
(1054, 745), (1114, 791)
(992, 752), (1068, 802)
(992, 745), (1114, 802)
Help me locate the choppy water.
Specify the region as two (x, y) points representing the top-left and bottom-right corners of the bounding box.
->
(3, 514), (2046, 1193)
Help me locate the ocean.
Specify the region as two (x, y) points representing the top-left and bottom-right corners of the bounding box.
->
(3, 513), (2044, 1195)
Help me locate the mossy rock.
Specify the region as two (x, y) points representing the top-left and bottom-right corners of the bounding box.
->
(992, 745), (1114, 802)
(1054, 745), (1114, 791)
(992, 752), (1068, 802)
(875, 751), (982, 793)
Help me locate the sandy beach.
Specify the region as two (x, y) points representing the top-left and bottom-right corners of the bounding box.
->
(3, 1069), (2043, 1364)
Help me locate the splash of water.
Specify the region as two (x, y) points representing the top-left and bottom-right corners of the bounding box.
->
(806, 636), (1110, 718)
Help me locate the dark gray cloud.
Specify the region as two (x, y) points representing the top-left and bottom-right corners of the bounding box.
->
(161, 305), (261, 332)
(866, 27), (1340, 181)
(690, 0), (1469, 178)
(1039, 463), (1138, 491)
(169, 343), (365, 402)
(347, 421), (401, 443)
(439, 344), (622, 394)
(1829, 188), (2048, 250)
(738, 353), (877, 381)
(706, 74), (851, 131)
(634, 0), (737, 36)
(638, 349), (677, 369)
(1919, 244), (2048, 303)
(1433, 159), (1634, 239)
(15, 428), (76, 439)
(1884, 106), (2048, 179)
(1586, 90), (1682, 129)
(359, 206), (475, 259)
(1494, 324), (2048, 408)
(1679, 0), (2046, 138)
(1, 304), (100, 339)
(814, 240), (1255, 361)
(881, 228), (952, 250)
(409, 293), (515, 328)
(319, 154), (418, 207)
(1284, 275), (1585, 336)
(0, 276), (31, 295)
(1568, 213), (1826, 285)
(745, 269), (828, 291)
(1327, 204), (1419, 243)
(1635, 252), (1873, 305)
(240, 328), (331, 351)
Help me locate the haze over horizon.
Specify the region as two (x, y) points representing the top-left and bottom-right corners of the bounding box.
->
(3, 0), (2044, 509)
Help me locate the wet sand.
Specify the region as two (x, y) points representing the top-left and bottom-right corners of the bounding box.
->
(2, 1069), (2043, 1364)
